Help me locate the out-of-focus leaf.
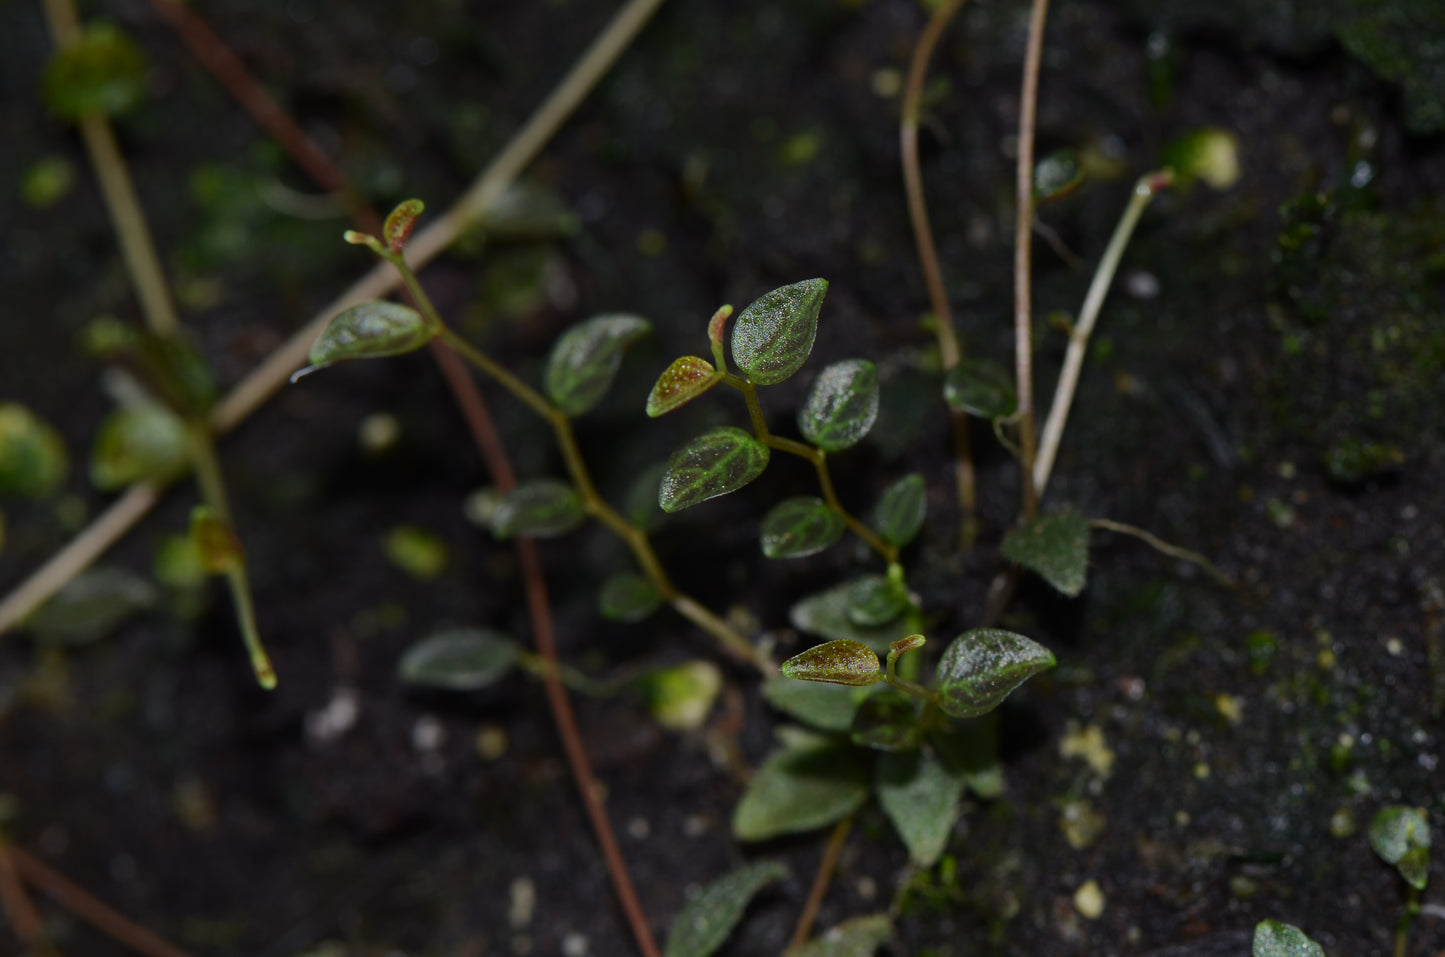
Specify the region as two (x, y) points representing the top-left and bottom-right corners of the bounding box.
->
(873, 473), (926, 548)
(788, 915), (892, 957)
(43, 22), (148, 120)
(876, 749), (966, 866)
(0, 404), (69, 498)
(1001, 507), (1090, 597)
(544, 314), (651, 416)
(790, 581), (915, 653)
(846, 574), (907, 627)
(305, 301), (437, 370)
(760, 497), (845, 559)
(664, 860), (787, 957)
(382, 525), (449, 581)
(90, 403), (189, 490)
(943, 358), (1017, 420)
(399, 627), (519, 690)
(598, 573), (663, 622)
(1034, 148), (1085, 202)
(733, 734), (871, 841)
(491, 479), (586, 539)
(1252, 920), (1324, 957)
(798, 359), (879, 451)
(850, 689), (922, 752)
(1368, 805), (1431, 890)
(762, 678), (874, 732)
(24, 566), (157, 646)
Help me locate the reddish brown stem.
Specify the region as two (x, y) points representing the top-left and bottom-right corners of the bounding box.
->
(9, 846), (192, 957)
(0, 840), (56, 957)
(787, 816), (853, 951)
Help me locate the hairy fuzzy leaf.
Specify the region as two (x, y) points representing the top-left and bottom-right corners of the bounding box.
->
(491, 479), (586, 539)
(731, 279), (828, 385)
(733, 735), (870, 841)
(1252, 920), (1324, 957)
(1001, 507), (1090, 597)
(1369, 805), (1431, 890)
(646, 356), (723, 417)
(943, 358), (1018, 420)
(90, 403), (189, 490)
(44, 22), (148, 119)
(876, 749), (966, 866)
(935, 628), (1056, 720)
(399, 627), (519, 690)
(760, 497), (845, 559)
(307, 301), (437, 369)
(598, 572), (663, 622)
(872, 473), (927, 547)
(781, 639), (882, 687)
(788, 915), (892, 957)
(658, 427), (770, 512)
(846, 574), (908, 627)
(850, 689), (923, 752)
(798, 359), (879, 451)
(0, 403), (69, 498)
(544, 313), (651, 416)
(383, 198), (425, 251)
(665, 860), (787, 957)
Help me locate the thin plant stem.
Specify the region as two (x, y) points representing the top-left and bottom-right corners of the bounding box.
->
(1012, 0), (1052, 522)
(8, 846), (195, 957)
(1033, 171), (1171, 498)
(900, 0), (978, 546)
(0, 838), (57, 957)
(787, 816), (853, 951)
(1089, 518), (1235, 589)
(1, 0), (669, 637)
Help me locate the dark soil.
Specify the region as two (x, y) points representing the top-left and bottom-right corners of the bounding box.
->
(3, 1), (1444, 955)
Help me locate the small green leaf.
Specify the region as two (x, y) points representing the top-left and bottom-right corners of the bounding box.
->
(23, 566), (157, 647)
(642, 661), (723, 731)
(90, 403), (189, 490)
(398, 627), (519, 690)
(1252, 920), (1324, 957)
(383, 198), (425, 252)
(1163, 128), (1240, 190)
(383, 525), (449, 581)
(543, 314), (652, 416)
(851, 689), (923, 752)
(1001, 507), (1090, 597)
(730, 278), (828, 385)
(797, 359), (879, 451)
(1325, 437), (1404, 483)
(733, 735), (871, 841)
(646, 356), (723, 417)
(846, 575), (907, 627)
(943, 358), (1017, 420)
(876, 749), (966, 866)
(189, 506), (243, 574)
(21, 156), (76, 209)
(1033, 148), (1084, 202)
(153, 532), (207, 591)
(762, 678), (874, 732)
(305, 301), (437, 370)
(598, 573), (663, 622)
(1368, 805), (1431, 890)
(491, 479), (586, 539)
(43, 22), (149, 120)
(664, 860), (787, 957)
(788, 915), (891, 957)
(781, 639), (882, 687)
(790, 581), (916, 652)
(935, 628), (1056, 720)
(760, 497), (845, 559)
(0, 404), (69, 498)
(873, 473), (927, 548)
(658, 427), (770, 512)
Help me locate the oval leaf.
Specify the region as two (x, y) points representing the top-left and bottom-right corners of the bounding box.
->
(851, 689), (923, 752)
(307, 301), (437, 369)
(798, 359), (879, 451)
(646, 356), (723, 417)
(846, 575), (907, 627)
(1368, 805), (1431, 890)
(731, 279), (828, 385)
(1253, 920), (1324, 957)
(399, 627), (519, 690)
(0, 403), (69, 498)
(23, 565), (156, 647)
(733, 735), (870, 841)
(760, 497), (845, 559)
(943, 358), (1018, 420)
(873, 473), (927, 548)
(44, 22), (149, 120)
(762, 678), (874, 732)
(598, 572), (663, 622)
(1033, 148), (1084, 203)
(642, 661), (722, 732)
(665, 860), (787, 957)
(544, 313), (651, 416)
(790, 581), (915, 652)
(383, 198), (425, 252)
(658, 427), (770, 513)
(780, 639), (881, 687)
(789, 915), (892, 957)
(1001, 507), (1090, 597)
(935, 628), (1056, 720)
(876, 749), (966, 866)
(90, 403), (189, 491)
(491, 479), (586, 539)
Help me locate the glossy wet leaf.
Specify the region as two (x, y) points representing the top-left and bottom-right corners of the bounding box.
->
(1001, 507), (1090, 597)
(760, 497), (845, 559)
(1034, 148), (1085, 202)
(943, 358), (1017, 420)
(846, 574), (907, 627)
(790, 581), (915, 653)
(730, 278), (828, 385)
(399, 627), (519, 690)
(872, 473), (927, 548)
(642, 661), (722, 732)
(90, 403), (190, 490)
(798, 359), (879, 451)
(44, 22), (149, 119)
(664, 860), (787, 957)
(646, 356), (723, 417)
(0, 403), (69, 498)
(1368, 805), (1431, 889)
(382, 525), (449, 581)
(190, 506), (243, 574)
(877, 749), (966, 866)
(306, 301), (437, 369)
(543, 313), (651, 416)
(491, 479), (586, 539)
(781, 639), (882, 687)
(1252, 920), (1324, 957)
(598, 572), (662, 622)
(383, 198), (425, 251)
(658, 427), (770, 512)
(851, 689), (923, 751)
(762, 678), (874, 732)
(788, 914), (891, 957)
(732, 734), (870, 841)
(24, 566), (157, 647)
(935, 628), (1056, 720)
